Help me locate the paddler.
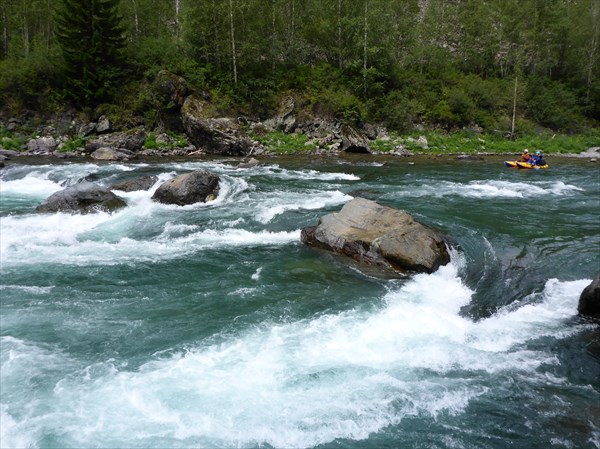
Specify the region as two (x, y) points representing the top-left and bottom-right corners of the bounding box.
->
(518, 149), (532, 162)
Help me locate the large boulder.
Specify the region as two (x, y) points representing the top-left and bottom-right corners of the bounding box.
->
(85, 128), (147, 153)
(154, 70), (190, 131)
(110, 175), (158, 192)
(181, 95), (260, 156)
(90, 147), (134, 161)
(578, 273), (600, 318)
(26, 136), (58, 154)
(301, 198), (450, 275)
(151, 170), (220, 205)
(36, 181), (127, 214)
(340, 125), (371, 153)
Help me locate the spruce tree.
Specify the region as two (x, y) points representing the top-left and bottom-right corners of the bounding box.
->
(54, 0), (126, 107)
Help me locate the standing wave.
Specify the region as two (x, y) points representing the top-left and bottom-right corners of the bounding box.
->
(0, 259), (591, 448)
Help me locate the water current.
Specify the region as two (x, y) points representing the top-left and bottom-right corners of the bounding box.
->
(1, 155), (599, 448)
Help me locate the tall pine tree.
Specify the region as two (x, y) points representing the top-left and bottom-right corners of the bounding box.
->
(54, 0), (126, 107)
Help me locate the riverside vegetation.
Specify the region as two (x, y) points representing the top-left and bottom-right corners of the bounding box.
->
(0, 0), (599, 156)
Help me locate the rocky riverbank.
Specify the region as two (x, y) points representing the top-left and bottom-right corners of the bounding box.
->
(1, 70), (599, 165)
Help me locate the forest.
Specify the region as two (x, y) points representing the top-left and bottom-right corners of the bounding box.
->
(1, 0), (599, 139)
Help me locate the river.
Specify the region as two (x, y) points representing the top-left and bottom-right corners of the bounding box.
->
(1, 155), (599, 448)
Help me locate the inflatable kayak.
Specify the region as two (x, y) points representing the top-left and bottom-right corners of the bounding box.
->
(504, 161), (549, 169)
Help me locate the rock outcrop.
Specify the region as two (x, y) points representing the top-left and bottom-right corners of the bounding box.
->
(578, 273), (600, 318)
(36, 181), (127, 214)
(301, 198), (450, 275)
(151, 170), (220, 205)
(181, 95), (260, 156)
(84, 128), (147, 154)
(340, 125), (371, 153)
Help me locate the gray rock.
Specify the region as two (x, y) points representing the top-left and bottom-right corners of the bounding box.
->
(301, 198), (450, 275)
(152, 170), (220, 205)
(90, 147), (132, 161)
(96, 116), (111, 134)
(236, 158), (260, 169)
(111, 175), (159, 192)
(85, 128), (147, 153)
(36, 181), (127, 214)
(340, 125), (371, 153)
(181, 96), (260, 156)
(79, 122), (97, 137)
(456, 155), (484, 161)
(578, 273), (600, 318)
(26, 136), (58, 154)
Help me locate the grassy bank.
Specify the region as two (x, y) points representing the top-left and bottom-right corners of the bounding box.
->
(369, 130), (600, 155)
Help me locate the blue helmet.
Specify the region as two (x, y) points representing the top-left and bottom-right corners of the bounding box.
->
(535, 150), (541, 155)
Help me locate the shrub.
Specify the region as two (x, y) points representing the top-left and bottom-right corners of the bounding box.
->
(251, 130), (315, 153)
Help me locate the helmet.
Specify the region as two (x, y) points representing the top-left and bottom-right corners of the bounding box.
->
(536, 150), (541, 155)
(523, 149), (528, 153)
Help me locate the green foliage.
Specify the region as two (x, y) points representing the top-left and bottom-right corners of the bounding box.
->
(525, 77), (585, 132)
(251, 131), (315, 154)
(58, 136), (87, 153)
(0, 128), (28, 151)
(143, 131), (189, 150)
(54, 0), (127, 107)
(144, 132), (158, 149)
(0, 0), (597, 136)
(381, 129), (600, 154)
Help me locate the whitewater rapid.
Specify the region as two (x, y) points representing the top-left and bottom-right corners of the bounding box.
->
(1, 159), (597, 448)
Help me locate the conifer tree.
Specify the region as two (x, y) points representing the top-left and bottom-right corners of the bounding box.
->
(54, 0), (126, 107)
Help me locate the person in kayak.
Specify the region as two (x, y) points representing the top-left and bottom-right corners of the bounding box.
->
(519, 149), (532, 162)
(531, 150), (547, 166)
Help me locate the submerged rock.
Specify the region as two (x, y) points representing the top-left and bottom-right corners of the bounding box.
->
(152, 170), (220, 205)
(110, 175), (158, 192)
(90, 147), (133, 161)
(36, 181), (127, 214)
(301, 198), (450, 275)
(578, 273), (600, 318)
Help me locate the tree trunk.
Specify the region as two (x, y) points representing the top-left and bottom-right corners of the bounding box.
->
(229, 0), (237, 85)
(212, 0), (221, 68)
(337, 0), (342, 69)
(418, 0), (428, 22)
(363, 0), (368, 96)
(22, 14), (29, 58)
(175, 0), (181, 40)
(586, 0), (599, 99)
(289, 0), (295, 62)
(131, 0), (139, 37)
(46, 0), (52, 50)
(1, 5), (7, 56)
(511, 75), (518, 139)
(271, 0), (276, 72)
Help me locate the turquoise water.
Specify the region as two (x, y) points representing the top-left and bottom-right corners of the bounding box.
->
(1, 155), (599, 448)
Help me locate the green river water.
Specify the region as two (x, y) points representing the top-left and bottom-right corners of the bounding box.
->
(1, 154), (599, 448)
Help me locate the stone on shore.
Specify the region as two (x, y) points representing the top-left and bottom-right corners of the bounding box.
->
(301, 198), (450, 275)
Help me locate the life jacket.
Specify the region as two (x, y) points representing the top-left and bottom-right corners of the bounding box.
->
(519, 154), (531, 162)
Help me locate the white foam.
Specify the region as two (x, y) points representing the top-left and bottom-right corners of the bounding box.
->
(254, 190), (351, 223)
(0, 217), (301, 266)
(2, 264), (589, 448)
(0, 172), (64, 198)
(396, 180), (584, 199)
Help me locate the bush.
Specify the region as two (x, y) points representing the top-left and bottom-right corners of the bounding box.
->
(251, 130), (315, 153)
(526, 77), (585, 131)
